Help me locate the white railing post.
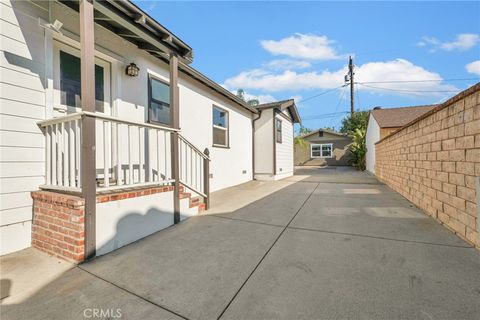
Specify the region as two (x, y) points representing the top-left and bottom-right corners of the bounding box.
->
(45, 126), (51, 185)
(69, 121), (75, 187)
(103, 121), (109, 188)
(128, 125), (133, 185)
(76, 119), (81, 188)
(116, 123), (121, 186)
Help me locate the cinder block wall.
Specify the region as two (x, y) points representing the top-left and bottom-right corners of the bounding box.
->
(375, 84), (480, 247)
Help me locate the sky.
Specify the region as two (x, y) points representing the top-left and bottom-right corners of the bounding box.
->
(134, 1), (480, 132)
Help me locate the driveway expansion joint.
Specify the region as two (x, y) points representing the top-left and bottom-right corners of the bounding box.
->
(205, 215), (285, 228)
(216, 182), (320, 320)
(287, 226), (474, 249)
(77, 266), (190, 320)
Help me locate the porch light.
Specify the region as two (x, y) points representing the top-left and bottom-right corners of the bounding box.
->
(126, 63), (140, 77)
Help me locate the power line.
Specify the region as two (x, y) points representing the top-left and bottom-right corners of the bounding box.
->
(302, 110), (350, 120)
(356, 78), (479, 84)
(300, 86), (344, 103)
(356, 83), (461, 93)
(328, 86), (348, 128)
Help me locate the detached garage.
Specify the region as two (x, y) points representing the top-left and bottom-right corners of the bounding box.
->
(253, 100), (301, 180)
(295, 129), (352, 166)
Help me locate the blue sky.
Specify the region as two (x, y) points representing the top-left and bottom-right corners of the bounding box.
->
(134, 1), (480, 131)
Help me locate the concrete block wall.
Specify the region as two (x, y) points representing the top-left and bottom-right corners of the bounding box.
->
(375, 84), (480, 248)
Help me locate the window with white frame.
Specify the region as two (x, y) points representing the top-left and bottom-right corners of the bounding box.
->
(275, 118), (282, 143)
(311, 143), (333, 158)
(212, 105), (229, 147)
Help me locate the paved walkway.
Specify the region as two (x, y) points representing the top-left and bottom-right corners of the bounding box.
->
(2, 167), (479, 319)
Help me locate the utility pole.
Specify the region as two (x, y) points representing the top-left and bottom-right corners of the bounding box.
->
(348, 56), (354, 115)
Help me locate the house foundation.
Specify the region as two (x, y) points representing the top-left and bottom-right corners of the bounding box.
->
(31, 185), (203, 263)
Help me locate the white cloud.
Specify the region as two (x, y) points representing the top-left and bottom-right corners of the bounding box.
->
(418, 34), (479, 52)
(465, 60), (480, 75)
(224, 68), (344, 92)
(224, 59), (457, 97)
(260, 34), (343, 60)
(266, 59), (312, 70)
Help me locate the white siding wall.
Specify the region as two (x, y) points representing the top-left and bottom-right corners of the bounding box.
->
(275, 113), (294, 177)
(254, 109), (273, 178)
(366, 113), (380, 173)
(0, 0), (49, 254)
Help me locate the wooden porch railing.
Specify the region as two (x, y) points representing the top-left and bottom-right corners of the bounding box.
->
(38, 112), (210, 206)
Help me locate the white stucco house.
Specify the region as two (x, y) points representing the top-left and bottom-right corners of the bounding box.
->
(0, 0), (300, 261)
(366, 105), (436, 173)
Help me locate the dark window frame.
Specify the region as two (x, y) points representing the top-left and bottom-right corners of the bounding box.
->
(275, 118), (282, 143)
(212, 105), (229, 148)
(148, 74), (172, 126)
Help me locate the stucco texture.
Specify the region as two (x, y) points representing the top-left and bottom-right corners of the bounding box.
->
(295, 132), (353, 166)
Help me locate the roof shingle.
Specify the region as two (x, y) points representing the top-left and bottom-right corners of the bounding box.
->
(371, 105), (437, 128)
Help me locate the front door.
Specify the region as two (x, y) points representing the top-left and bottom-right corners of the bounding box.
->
(53, 41), (111, 115)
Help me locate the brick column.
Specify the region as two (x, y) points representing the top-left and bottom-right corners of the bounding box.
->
(31, 191), (85, 263)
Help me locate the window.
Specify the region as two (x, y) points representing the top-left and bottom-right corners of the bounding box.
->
(212, 106), (229, 147)
(311, 143), (333, 158)
(275, 118), (282, 143)
(148, 76), (171, 125)
(59, 50), (105, 111)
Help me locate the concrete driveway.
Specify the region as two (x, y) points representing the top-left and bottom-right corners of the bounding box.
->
(2, 167), (479, 320)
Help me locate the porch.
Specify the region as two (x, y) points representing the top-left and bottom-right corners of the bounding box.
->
(33, 110), (210, 261)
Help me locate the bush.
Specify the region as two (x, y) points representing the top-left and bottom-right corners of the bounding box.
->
(349, 128), (367, 171)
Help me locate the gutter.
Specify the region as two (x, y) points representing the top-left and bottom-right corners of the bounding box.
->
(252, 110), (263, 180)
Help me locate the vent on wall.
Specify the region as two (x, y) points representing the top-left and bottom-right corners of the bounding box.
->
(319, 131), (324, 137)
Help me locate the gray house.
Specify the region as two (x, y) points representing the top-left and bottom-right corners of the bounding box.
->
(295, 129), (352, 166)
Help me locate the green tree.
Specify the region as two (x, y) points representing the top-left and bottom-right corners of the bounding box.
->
(298, 126), (312, 136)
(340, 111), (369, 134)
(349, 128), (367, 171)
(294, 126), (312, 148)
(236, 89), (259, 107)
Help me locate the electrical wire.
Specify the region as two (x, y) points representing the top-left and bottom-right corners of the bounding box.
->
(300, 86), (345, 103)
(356, 83), (461, 93)
(355, 78), (479, 84)
(328, 86), (348, 128)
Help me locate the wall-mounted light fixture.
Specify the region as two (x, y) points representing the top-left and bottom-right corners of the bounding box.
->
(126, 63), (139, 77)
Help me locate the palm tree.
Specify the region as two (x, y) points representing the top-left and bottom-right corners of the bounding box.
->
(236, 89), (259, 107)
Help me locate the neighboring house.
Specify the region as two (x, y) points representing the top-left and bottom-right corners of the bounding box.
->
(295, 129), (352, 166)
(0, 0), (299, 260)
(254, 100), (301, 180)
(366, 105), (436, 173)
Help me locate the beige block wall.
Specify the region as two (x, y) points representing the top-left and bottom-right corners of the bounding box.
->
(375, 84), (480, 248)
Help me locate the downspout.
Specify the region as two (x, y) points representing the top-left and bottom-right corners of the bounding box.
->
(272, 108), (279, 176)
(252, 110), (262, 180)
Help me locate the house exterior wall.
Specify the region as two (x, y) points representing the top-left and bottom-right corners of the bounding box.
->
(366, 114), (380, 173)
(0, 0), (254, 255)
(376, 85), (480, 248)
(254, 109), (274, 179)
(275, 111), (294, 177)
(295, 132), (352, 166)
(0, 0), (49, 254)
